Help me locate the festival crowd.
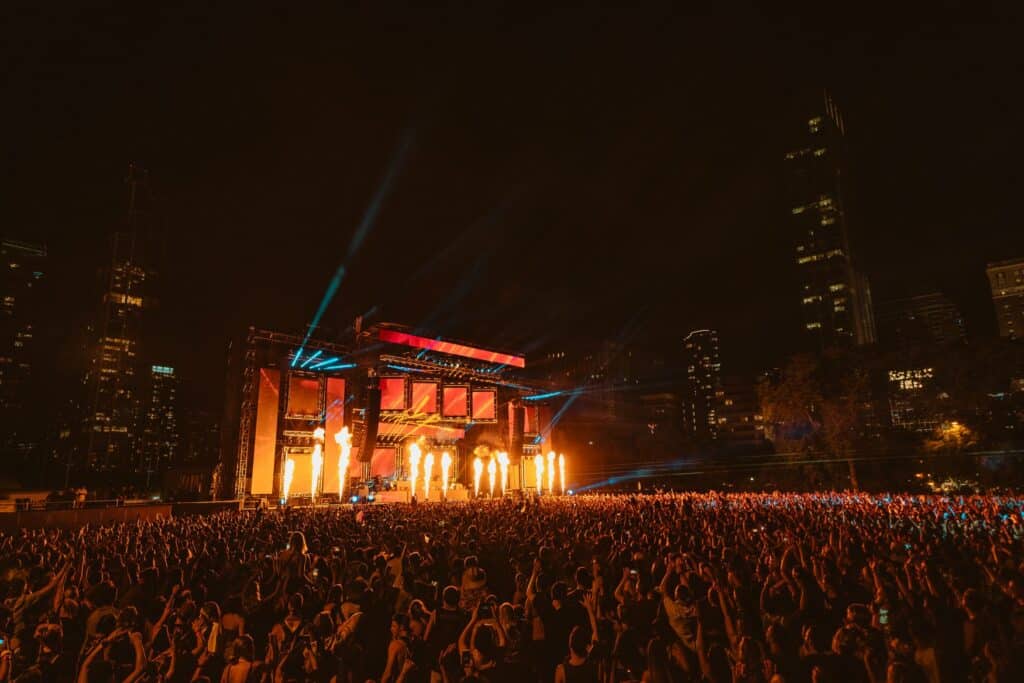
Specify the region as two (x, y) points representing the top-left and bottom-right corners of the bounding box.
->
(1, 492), (1023, 683)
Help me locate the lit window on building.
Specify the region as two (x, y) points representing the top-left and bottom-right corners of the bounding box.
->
(888, 368), (934, 391)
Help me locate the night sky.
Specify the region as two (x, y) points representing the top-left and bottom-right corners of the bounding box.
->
(6, 2), (1024, 409)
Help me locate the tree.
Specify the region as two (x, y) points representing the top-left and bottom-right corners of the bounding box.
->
(758, 354), (820, 453)
(758, 351), (873, 491)
(817, 363), (871, 491)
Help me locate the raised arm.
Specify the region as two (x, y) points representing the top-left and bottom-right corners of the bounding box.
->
(121, 632), (147, 683)
(458, 604), (480, 655)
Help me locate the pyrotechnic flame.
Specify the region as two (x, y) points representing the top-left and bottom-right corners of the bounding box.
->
(534, 454), (544, 494)
(559, 453), (565, 495)
(311, 447), (323, 502)
(423, 452), (434, 500)
(488, 457), (497, 497)
(473, 457), (483, 497)
(310, 427), (326, 502)
(441, 451), (451, 499)
(547, 451), (555, 494)
(335, 426), (352, 497)
(408, 442), (421, 498)
(283, 458), (295, 501)
(497, 451), (509, 495)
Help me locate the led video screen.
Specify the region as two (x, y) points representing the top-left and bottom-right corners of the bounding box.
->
(471, 390), (496, 421)
(411, 382), (438, 414)
(287, 376), (320, 418)
(524, 405), (536, 433)
(442, 386), (468, 417)
(380, 377), (407, 411)
(251, 368), (280, 495)
(322, 377), (345, 494)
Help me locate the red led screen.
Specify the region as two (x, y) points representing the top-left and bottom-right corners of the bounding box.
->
(442, 386), (468, 417)
(287, 376), (320, 418)
(411, 382), (438, 414)
(471, 390), (496, 420)
(380, 377), (407, 411)
(251, 368), (280, 495)
(524, 405), (536, 433)
(323, 377), (345, 494)
(370, 447), (397, 478)
(378, 329), (525, 368)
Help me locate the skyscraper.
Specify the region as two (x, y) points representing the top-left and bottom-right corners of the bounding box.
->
(876, 292), (966, 348)
(986, 258), (1024, 340)
(83, 165), (158, 474)
(139, 364), (179, 485)
(0, 238), (46, 457)
(682, 329), (721, 443)
(786, 91), (876, 349)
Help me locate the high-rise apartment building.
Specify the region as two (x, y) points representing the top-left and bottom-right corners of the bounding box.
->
(786, 92), (876, 349)
(986, 258), (1024, 340)
(877, 292), (966, 348)
(0, 238), (46, 456)
(682, 329), (721, 442)
(139, 364), (179, 483)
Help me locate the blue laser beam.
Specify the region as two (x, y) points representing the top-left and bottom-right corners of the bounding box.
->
(300, 350), (322, 368)
(320, 363), (357, 372)
(524, 390), (564, 401)
(295, 128), (415, 359)
(311, 356), (340, 370)
(385, 364), (419, 373)
(290, 349), (302, 368)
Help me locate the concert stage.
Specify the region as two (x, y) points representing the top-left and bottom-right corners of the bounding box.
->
(220, 324), (559, 501)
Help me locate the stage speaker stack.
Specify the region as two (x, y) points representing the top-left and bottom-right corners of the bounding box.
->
(360, 377), (381, 462)
(510, 402), (525, 460)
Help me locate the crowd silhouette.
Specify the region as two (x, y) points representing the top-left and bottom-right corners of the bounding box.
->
(1, 492), (1022, 682)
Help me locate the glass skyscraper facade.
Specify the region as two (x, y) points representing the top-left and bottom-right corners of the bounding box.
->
(786, 92), (876, 349)
(0, 238), (46, 458)
(683, 329), (721, 443)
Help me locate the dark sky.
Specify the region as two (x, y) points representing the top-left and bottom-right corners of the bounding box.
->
(6, 2), (1023, 405)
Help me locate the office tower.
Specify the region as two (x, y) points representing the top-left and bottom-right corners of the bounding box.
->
(0, 238), (46, 456)
(682, 329), (721, 442)
(877, 292), (966, 348)
(887, 367), (939, 432)
(986, 258), (1024, 339)
(716, 375), (766, 452)
(786, 91), (876, 349)
(83, 165), (158, 473)
(139, 364), (178, 484)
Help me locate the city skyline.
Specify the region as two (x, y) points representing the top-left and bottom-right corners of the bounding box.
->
(4, 5), (1024, 488)
(6, 5), (1024, 389)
